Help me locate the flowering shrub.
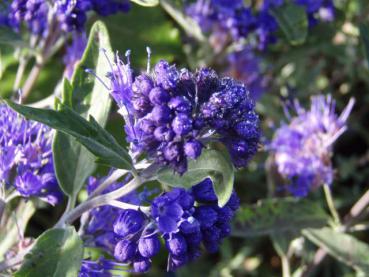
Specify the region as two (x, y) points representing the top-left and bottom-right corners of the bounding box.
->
(0, 0), (368, 276)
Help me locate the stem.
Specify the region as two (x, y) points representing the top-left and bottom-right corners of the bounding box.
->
(55, 176), (144, 227)
(13, 58), (29, 92)
(281, 255), (291, 277)
(0, 250), (27, 272)
(323, 185), (340, 225)
(89, 169), (128, 198)
(20, 62), (44, 102)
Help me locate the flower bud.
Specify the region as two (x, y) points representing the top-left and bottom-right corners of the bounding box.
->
(165, 233), (188, 256)
(113, 209), (145, 237)
(138, 234), (161, 258)
(133, 256), (151, 273)
(184, 140), (202, 159)
(149, 87), (170, 105)
(168, 96), (192, 114)
(194, 206), (218, 227)
(114, 239), (136, 262)
(151, 105), (172, 124)
(172, 114), (192, 136)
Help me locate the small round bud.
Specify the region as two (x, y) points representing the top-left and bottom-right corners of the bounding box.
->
(165, 233), (188, 256)
(168, 96), (192, 114)
(192, 178), (217, 202)
(151, 105), (172, 124)
(154, 126), (174, 142)
(113, 209), (145, 237)
(163, 142), (181, 162)
(184, 140), (202, 159)
(149, 87), (170, 105)
(133, 256), (151, 273)
(172, 114), (192, 136)
(114, 239), (136, 262)
(132, 74), (154, 96)
(138, 234), (161, 258)
(194, 206), (218, 227)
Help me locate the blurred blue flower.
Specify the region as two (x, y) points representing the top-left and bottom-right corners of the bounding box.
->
(270, 95), (355, 196)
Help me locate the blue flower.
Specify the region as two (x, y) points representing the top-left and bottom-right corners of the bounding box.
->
(0, 104), (62, 205)
(270, 95), (355, 196)
(104, 53), (260, 173)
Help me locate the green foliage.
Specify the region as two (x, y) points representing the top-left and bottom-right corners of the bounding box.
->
(15, 227), (83, 277)
(233, 198), (330, 237)
(53, 21), (112, 198)
(130, 0), (159, 7)
(0, 200), (36, 259)
(271, 3), (308, 45)
(0, 27), (25, 48)
(6, 101), (133, 170)
(157, 149), (234, 207)
(303, 228), (369, 274)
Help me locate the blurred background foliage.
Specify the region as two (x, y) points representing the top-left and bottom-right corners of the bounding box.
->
(1, 0), (369, 276)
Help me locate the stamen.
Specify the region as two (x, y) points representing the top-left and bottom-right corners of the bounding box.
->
(146, 46), (151, 73)
(84, 68), (111, 90)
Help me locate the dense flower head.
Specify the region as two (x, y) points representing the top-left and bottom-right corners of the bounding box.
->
(186, 0), (335, 50)
(270, 95), (355, 197)
(84, 175), (240, 273)
(0, 104), (62, 204)
(104, 53), (260, 174)
(1, 0), (130, 36)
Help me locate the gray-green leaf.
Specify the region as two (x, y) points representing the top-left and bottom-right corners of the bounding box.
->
(156, 149), (234, 207)
(303, 228), (369, 274)
(53, 21), (112, 197)
(15, 227), (83, 277)
(271, 3), (308, 45)
(233, 198), (329, 237)
(6, 101), (133, 170)
(130, 0), (158, 7)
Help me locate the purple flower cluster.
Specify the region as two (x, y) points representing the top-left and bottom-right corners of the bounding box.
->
(224, 48), (269, 100)
(0, 0), (130, 36)
(187, 0), (335, 51)
(270, 95), (355, 197)
(83, 176), (239, 273)
(105, 54), (260, 173)
(0, 104), (62, 204)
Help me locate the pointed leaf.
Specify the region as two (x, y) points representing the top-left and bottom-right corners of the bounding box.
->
(271, 3), (308, 45)
(233, 198), (329, 237)
(303, 228), (369, 273)
(6, 101), (133, 170)
(15, 227), (83, 277)
(53, 21), (112, 197)
(156, 149), (234, 207)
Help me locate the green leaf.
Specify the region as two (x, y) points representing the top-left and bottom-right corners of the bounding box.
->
(156, 149), (234, 207)
(160, 0), (206, 43)
(0, 200), (36, 259)
(271, 3), (308, 45)
(53, 21), (112, 197)
(6, 101), (133, 170)
(0, 27), (25, 47)
(303, 228), (369, 274)
(130, 0), (159, 7)
(232, 198), (329, 237)
(359, 23), (369, 68)
(15, 227), (83, 277)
